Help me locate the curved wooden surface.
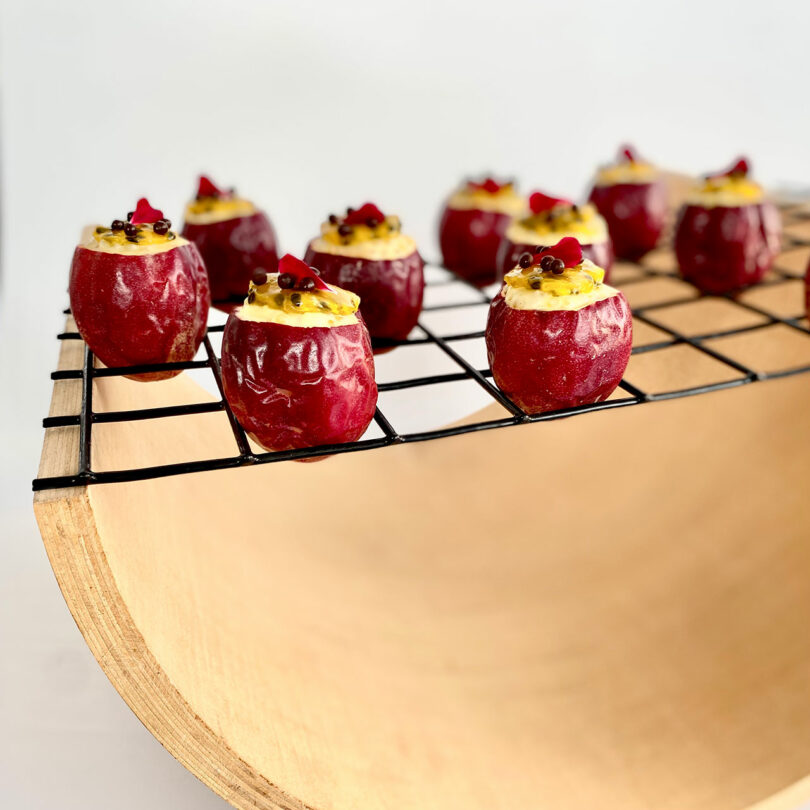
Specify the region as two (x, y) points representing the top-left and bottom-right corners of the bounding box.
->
(34, 337), (810, 810)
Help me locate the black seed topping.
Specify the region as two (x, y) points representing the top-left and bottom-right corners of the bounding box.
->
(167, 233), (176, 240)
(126, 236), (139, 243)
(529, 277), (541, 289)
(299, 277), (315, 291)
(124, 222), (138, 237)
(337, 224), (353, 237)
(278, 273), (295, 289)
(153, 220), (170, 235)
(163, 218), (172, 229)
(534, 245), (546, 253)
(247, 290), (256, 304)
(126, 211), (134, 221)
(111, 219), (125, 231)
(518, 252), (533, 269)
(346, 207), (355, 215)
(550, 258), (566, 274)
(539, 255), (556, 272)
(366, 217), (379, 228)
(252, 270), (268, 286)
(328, 214), (338, 224)
(291, 292), (302, 307)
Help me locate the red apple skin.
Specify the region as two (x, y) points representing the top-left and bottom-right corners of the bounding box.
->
(485, 290), (632, 415)
(588, 181), (667, 261)
(69, 242), (210, 382)
(182, 212), (279, 306)
(220, 315), (377, 454)
(674, 202), (781, 294)
(438, 206), (513, 287)
(303, 245), (424, 343)
(497, 237), (614, 282)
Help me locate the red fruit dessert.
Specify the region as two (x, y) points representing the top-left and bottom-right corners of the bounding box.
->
(486, 237), (632, 415)
(438, 176), (526, 287)
(588, 145), (667, 261)
(182, 175), (279, 307)
(674, 157), (781, 294)
(496, 191), (614, 281)
(221, 254), (378, 454)
(303, 203), (424, 346)
(69, 198), (210, 382)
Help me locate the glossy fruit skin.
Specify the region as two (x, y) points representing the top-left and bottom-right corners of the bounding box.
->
(438, 206), (513, 287)
(588, 181), (667, 261)
(303, 245), (424, 343)
(69, 242), (210, 382)
(674, 202), (781, 294)
(497, 237), (614, 282)
(182, 212), (279, 305)
(485, 290), (632, 415)
(221, 315), (377, 453)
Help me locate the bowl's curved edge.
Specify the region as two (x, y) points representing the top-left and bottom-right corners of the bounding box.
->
(33, 485), (314, 810)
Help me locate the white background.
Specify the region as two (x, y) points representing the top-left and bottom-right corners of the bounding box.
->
(2, 0), (810, 807)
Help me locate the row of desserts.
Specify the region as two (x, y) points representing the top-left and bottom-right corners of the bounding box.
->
(69, 207), (626, 456)
(440, 148), (782, 295)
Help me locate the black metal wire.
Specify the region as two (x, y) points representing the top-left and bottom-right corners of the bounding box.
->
(34, 206), (810, 492)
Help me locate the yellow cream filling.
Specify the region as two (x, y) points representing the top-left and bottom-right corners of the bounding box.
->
(446, 185), (526, 216)
(505, 203), (609, 246)
(184, 195), (257, 225)
(80, 225), (189, 256)
(237, 273), (360, 328)
(686, 175), (764, 208)
(309, 233), (417, 261)
(502, 259), (619, 312)
(594, 161), (659, 186)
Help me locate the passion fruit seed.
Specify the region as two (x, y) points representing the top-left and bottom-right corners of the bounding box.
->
(126, 211), (134, 222)
(299, 277), (315, 291)
(529, 277), (541, 289)
(534, 245), (547, 253)
(540, 255), (556, 272)
(278, 273), (295, 289)
(124, 223), (138, 238)
(550, 258), (566, 274)
(111, 219), (125, 231)
(252, 270), (268, 285)
(328, 214), (338, 224)
(346, 207), (355, 215)
(366, 217), (379, 228)
(518, 252), (533, 269)
(153, 220), (170, 235)
(337, 224), (353, 237)
(291, 292), (302, 307)
(247, 290), (256, 304)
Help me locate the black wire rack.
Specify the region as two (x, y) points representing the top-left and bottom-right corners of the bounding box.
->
(33, 202), (810, 492)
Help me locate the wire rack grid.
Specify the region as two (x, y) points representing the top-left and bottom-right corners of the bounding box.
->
(33, 202), (810, 492)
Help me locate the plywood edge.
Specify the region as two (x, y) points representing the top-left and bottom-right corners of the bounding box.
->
(32, 487), (316, 810)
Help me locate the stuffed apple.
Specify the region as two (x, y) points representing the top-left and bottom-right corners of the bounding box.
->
(486, 237), (631, 415)
(496, 191), (613, 281)
(182, 175), (279, 307)
(438, 176), (526, 286)
(221, 254), (377, 455)
(674, 158), (781, 294)
(588, 145), (667, 261)
(69, 198), (210, 382)
(303, 203), (424, 346)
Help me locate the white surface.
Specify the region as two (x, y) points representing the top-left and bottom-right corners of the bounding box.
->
(3, 0), (810, 807)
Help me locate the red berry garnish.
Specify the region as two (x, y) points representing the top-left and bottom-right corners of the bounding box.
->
(716, 157), (750, 178)
(531, 237), (583, 270)
(197, 175), (229, 198)
(129, 197), (164, 225)
(467, 177), (505, 194)
(528, 191), (572, 215)
(344, 203), (387, 227)
(619, 144), (638, 163)
(277, 253), (330, 291)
